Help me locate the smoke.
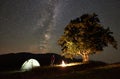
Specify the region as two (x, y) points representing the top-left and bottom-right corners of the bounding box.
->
(36, 0), (58, 53)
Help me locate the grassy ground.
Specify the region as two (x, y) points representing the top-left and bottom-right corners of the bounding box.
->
(53, 64), (120, 79)
(0, 62), (120, 79)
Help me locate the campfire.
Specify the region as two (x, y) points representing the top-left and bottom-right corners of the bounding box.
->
(61, 60), (67, 67)
(56, 60), (81, 67)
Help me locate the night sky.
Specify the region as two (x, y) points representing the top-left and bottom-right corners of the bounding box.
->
(0, 0), (120, 63)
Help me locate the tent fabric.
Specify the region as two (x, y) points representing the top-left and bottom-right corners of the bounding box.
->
(21, 58), (40, 71)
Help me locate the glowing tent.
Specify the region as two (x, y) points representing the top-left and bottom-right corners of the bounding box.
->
(21, 59), (40, 71)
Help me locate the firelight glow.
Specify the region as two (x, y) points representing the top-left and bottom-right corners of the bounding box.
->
(56, 60), (82, 67)
(61, 60), (67, 67)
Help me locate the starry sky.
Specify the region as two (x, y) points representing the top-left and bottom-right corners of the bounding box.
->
(0, 0), (120, 63)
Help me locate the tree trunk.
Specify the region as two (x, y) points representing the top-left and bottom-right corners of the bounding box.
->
(82, 54), (89, 63)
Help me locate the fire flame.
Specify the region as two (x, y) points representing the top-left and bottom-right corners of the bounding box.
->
(61, 60), (66, 67)
(55, 60), (81, 67)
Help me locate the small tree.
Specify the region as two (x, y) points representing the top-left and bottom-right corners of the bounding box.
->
(58, 13), (117, 62)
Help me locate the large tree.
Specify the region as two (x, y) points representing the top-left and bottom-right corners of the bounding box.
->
(58, 13), (117, 62)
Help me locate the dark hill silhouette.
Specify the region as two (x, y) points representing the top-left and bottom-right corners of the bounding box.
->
(0, 52), (63, 71)
(0, 52), (107, 72)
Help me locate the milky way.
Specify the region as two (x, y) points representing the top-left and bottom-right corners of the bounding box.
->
(35, 0), (58, 53)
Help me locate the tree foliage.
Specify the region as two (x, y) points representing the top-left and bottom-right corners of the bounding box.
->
(58, 13), (117, 61)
